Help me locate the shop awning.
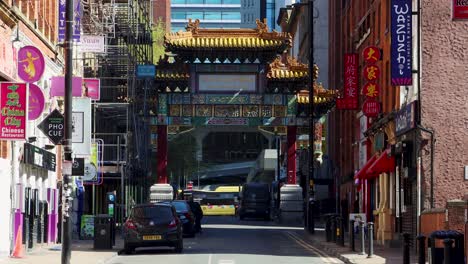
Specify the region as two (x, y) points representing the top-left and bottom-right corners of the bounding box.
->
(366, 148), (395, 177)
(354, 153), (379, 180)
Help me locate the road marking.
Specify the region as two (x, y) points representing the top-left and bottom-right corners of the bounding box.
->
(218, 260), (235, 264)
(208, 254), (213, 264)
(286, 231), (342, 264)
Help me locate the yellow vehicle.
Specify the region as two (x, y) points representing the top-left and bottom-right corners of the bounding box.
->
(191, 186), (241, 216)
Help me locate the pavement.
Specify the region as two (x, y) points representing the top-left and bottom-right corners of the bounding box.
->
(0, 216), (421, 264)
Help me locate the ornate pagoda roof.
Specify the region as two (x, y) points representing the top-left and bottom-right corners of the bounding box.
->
(164, 19), (292, 63)
(267, 56), (309, 80)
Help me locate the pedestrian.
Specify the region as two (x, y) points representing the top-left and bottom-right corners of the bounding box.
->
(188, 199), (203, 233)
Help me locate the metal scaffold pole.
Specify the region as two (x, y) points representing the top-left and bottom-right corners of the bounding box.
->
(307, 0), (315, 234)
(61, 0), (74, 262)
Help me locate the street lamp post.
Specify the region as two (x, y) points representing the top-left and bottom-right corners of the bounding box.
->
(307, 0), (315, 234)
(62, 0), (74, 262)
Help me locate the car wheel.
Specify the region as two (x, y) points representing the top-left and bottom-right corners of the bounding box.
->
(174, 239), (183, 253)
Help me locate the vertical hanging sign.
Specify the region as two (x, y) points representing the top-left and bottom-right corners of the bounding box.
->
(391, 0), (412, 86)
(0, 83), (28, 140)
(336, 53), (359, 109)
(58, 0), (82, 42)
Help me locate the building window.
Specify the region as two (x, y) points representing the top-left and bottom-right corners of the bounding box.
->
(172, 0), (186, 4)
(222, 12), (240, 20)
(206, 0), (222, 4)
(186, 11), (204, 19)
(223, 0), (241, 4)
(172, 11), (186, 19)
(205, 12), (222, 20)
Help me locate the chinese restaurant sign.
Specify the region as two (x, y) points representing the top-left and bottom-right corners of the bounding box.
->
(452, 0), (468, 19)
(362, 99), (381, 118)
(0, 83), (28, 140)
(361, 46), (382, 117)
(18, 46), (45, 83)
(28, 84), (45, 120)
(336, 53), (358, 110)
(391, 0), (412, 86)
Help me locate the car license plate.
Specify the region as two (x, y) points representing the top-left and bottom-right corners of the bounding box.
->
(143, 235), (162, 240)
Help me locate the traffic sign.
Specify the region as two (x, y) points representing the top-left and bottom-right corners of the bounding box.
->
(136, 64), (156, 78)
(37, 109), (65, 145)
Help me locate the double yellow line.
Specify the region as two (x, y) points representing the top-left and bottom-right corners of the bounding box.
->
(285, 231), (343, 264)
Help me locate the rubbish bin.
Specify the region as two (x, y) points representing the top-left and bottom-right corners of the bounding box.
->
(94, 215), (113, 250)
(428, 230), (464, 264)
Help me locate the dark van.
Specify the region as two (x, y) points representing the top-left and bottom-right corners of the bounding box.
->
(238, 183), (271, 220)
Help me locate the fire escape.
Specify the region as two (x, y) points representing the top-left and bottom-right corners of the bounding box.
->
(81, 0), (153, 217)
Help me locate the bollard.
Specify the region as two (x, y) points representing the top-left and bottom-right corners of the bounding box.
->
(335, 217), (340, 245)
(326, 216), (331, 242)
(359, 221), (366, 255)
(331, 216), (336, 242)
(367, 222), (374, 258)
(403, 233), (411, 264)
(349, 219), (355, 251)
(339, 216), (345, 246)
(443, 239), (453, 264)
(416, 235), (426, 264)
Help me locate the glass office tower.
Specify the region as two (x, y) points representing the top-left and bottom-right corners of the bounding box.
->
(171, 0), (241, 32)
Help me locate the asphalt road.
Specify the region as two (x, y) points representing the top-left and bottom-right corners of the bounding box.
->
(107, 216), (342, 264)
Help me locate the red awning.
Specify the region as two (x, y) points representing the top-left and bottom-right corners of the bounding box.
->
(365, 148), (395, 178)
(354, 153), (379, 180)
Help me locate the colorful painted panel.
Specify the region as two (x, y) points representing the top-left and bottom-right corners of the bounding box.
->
(287, 95), (297, 116)
(206, 95), (249, 104)
(170, 105), (181, 116)
(158, 94), (168, 115)
(264, 94), (284, 105)
(182, 105), (193, 116)
(261, 105), (272, 117)
(170, 94), (191, 104)
(214, 105), (241, 117)
(242, 105), (260, 117)
(273, 106), (286, 117)
(169, 117), (192, 126)
(195, 105), (212, 117)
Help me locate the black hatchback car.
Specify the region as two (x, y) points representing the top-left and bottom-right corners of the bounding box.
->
(167, 200), (196, 237)
(123, 203), (183, 253)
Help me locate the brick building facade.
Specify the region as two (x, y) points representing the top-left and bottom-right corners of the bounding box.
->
(151, 0), (171, 31)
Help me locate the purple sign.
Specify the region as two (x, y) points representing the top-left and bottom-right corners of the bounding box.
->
(17, 46), (45, 83)
(391, 0), (412, 86)
(50, 76), (83, 97)
(28, 84), (45, 120)
(58, 0), (81, 42)
(83, 78), (100, 100)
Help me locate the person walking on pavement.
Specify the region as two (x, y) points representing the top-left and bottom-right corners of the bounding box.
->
(188, 199), (203, 233)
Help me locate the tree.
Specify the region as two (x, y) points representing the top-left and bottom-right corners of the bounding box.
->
(152, 18), (166, 63)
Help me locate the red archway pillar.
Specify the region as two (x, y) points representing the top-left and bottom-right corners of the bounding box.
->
(287, 126), (297, 184)
(157, 125), (168, 184)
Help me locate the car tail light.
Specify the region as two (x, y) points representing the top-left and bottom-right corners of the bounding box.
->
(184, 212), (193, 221)
(125, 219), (136, 230)
(168, 219), (177, 228)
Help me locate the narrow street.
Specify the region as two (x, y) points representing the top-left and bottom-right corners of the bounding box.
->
(108, 216), (342, 264)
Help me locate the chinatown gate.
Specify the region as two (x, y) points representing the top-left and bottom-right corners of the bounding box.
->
(153, 19), (336, 188)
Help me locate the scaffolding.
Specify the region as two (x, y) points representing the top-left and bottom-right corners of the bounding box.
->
(82, 0), (153, 216)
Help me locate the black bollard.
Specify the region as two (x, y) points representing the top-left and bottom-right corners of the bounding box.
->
(367, 222), (374, 258)
(335, 217), (341, 246)
(326, 216), (331, 242)
(349, 219), (355, 251)
(339, 216), (345, 246)
(443, 239), (453, 264)
(416, 235), (426, 264)
(403, 233), (411, 264)
(359, 221), (365, 255)
(331, 217), (337, 242)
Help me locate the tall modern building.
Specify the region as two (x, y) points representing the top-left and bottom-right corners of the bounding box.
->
(171, 0), (242, 32)
(240, 0), (294, 30)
